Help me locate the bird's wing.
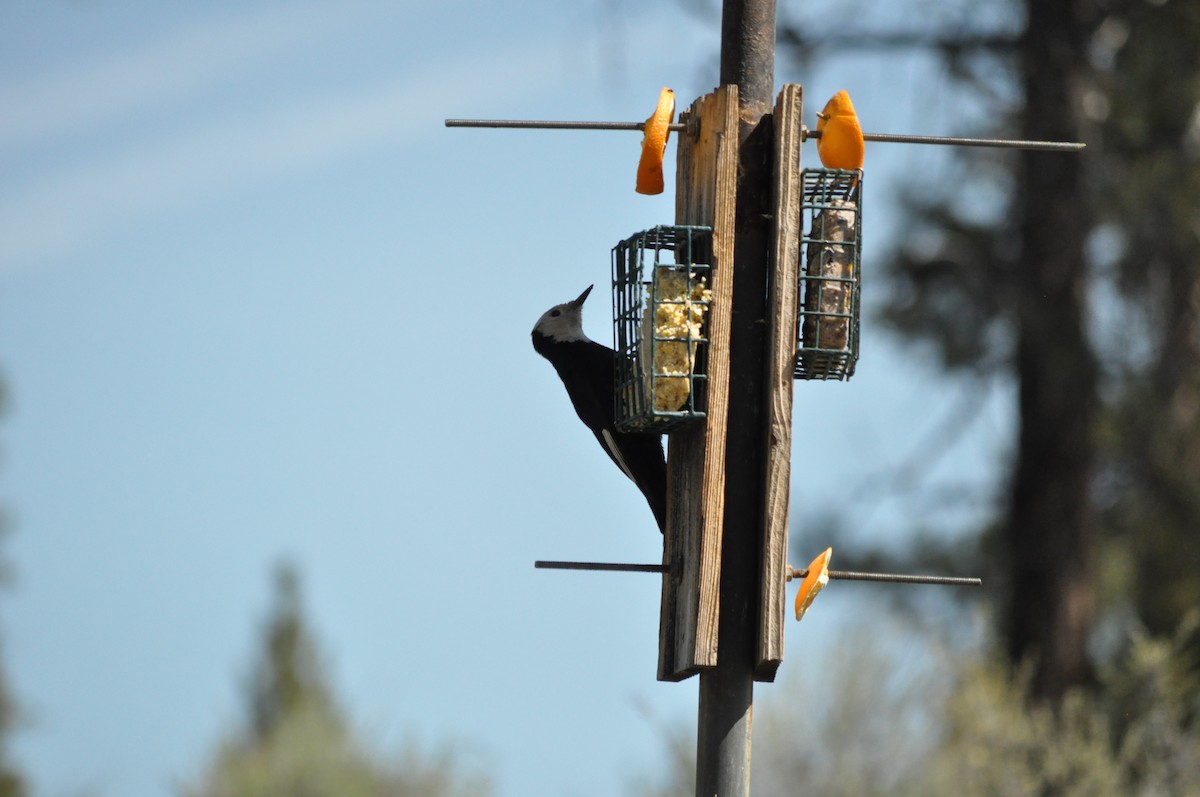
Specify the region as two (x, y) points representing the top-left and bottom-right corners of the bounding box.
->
(598, 426), (668, 532)
(550, 340), (668, 531)
(600, 428), (638, 483)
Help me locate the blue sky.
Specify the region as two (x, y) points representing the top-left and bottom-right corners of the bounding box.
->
(0, 2), (1010, 795)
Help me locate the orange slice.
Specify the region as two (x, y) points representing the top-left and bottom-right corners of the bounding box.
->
(794, 547), (832, 621)
(636, 87), (675, 195)
(816, 90), (864, 170)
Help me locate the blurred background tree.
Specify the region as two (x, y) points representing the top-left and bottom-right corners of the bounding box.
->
(245, 563), (336, 744)
(779, 0), (1200, 694)
(1089, 0), (1200, 645)
(182, 561), (490, 797)
(0, 380), (26, 797)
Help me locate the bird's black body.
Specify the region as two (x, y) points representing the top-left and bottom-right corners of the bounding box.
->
(532, 286), (668, 533)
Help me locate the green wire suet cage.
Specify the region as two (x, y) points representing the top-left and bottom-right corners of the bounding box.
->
(612, 225), (713, 433)
(796, 168), (863, 380)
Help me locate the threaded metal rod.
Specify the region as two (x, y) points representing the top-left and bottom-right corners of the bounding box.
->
(535, 560), (669, 573)
(444, 118), (1084, 151)
(811, 128), (1085, 151)
(535, 560), (981, 586)
(788, 566), (982, 586)
(445, 118), (684, 132)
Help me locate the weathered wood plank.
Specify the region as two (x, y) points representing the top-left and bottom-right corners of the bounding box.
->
(658, 85), (739, 682)
(755, 83), (802, 680)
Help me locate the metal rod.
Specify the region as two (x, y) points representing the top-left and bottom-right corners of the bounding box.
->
(806, 127), (1086, 151)
(788, 566), (982, 586)
(534, 560), (668, 573)
(445, 118), (685, 132)
(535, 561), (980, 586)
(444, 118), (1085, 151)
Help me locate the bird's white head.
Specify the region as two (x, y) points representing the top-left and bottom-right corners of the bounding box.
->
(532, 285), (593, 343)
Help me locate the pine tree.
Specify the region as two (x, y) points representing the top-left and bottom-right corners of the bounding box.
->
(183, 561), (489, 797)
(0, 383), (25, 797)
(777, 0), (1200, 698)
(246, 563), (336, 745)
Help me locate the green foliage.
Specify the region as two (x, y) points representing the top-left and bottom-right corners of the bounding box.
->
(246, 563), (336, 744)
(934, 618), (1200, 796)
(934, 663), (1121, 796)
(0, 649), (23, 797)
(183, 562), (490, 797)
(0, 384), (25, 797)
(643, 616), (1199, 796)
(183, 700), (489, 797)
(1103, 613), (1200, 796)
(1090, 0), (1200, 642)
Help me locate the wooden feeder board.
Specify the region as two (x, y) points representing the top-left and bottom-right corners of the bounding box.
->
(657, 85), (736, 681)
(658, 83), (803, 683)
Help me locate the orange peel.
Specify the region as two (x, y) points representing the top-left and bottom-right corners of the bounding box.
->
(636, 87), (675, 195)
(794, 547), (832, 621)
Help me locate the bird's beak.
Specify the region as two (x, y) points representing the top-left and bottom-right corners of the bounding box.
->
(815, 111), (827, 120)
(570, 285), (594, 308)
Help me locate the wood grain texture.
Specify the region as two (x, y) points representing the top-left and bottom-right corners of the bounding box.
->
(658, 85), (739, 682)
(756, 84), (802, 680)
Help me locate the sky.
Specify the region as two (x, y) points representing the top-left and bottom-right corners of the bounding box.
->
(0, 2), (1011, 795)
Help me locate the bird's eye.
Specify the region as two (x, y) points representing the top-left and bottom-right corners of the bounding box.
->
(550, 310), (561, 318)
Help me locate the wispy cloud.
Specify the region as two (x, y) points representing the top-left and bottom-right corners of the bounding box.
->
(0, 1), (394, 153)
(0, 19), (565, 269)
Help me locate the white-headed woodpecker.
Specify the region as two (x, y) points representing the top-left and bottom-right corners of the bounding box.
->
(532, 285), (668, 533)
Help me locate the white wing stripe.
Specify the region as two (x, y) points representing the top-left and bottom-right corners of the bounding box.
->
(601, 429), (637, 483)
